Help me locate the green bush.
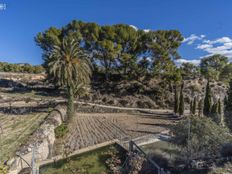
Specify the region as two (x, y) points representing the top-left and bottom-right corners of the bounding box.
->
(55, 123), (68, 138)
(171, 116), (232, 159)
(0, 164), (7, 174)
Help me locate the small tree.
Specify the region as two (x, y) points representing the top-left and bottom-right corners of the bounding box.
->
(198, 99), (203, 117)
(174, 85), (179, 114)
(211, 102), (218, 115)
(179, 83), (185, 116)
(45, 38), (92, 122)
(171, 116), (232, 160)
(218, 98), (223, 124)
(190, 100), (193, 114)
(224, 80), (232, 131)
(192, 97), (197, 115)
(211, 101), (219, 123)
(203, 80), (212, 117)
(210, 99), (223, 124)
(218, 98), (222, 116)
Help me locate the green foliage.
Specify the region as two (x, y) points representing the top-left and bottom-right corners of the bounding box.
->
(207, 162), (232, 174)
(137, 57), (150, 75)
(198, 99), (203, 117)
(192, 97), (197, 115)
(178, 83), (185, 116)
(171, 116), (232, 159)
(171, 68), (183, 84)
(55, 123), (69, 138)
(200, 54), (228, 80)
(181, 62), (200, 79)
(35, 20), (184, 81)
(0, 164), (7, 174)
(224, 80), (232, 131)
(190, 100), (193, 114)
(218, 98), (222, 116)
(219, 63), (232, 83)
(211, 101), (221, 124)
(174, 85), (179, 114)
(0, 62), (44, 73)
(211, 102), (218, 115)
(45, 38), (92, 120)
(203, 81), (212, 117)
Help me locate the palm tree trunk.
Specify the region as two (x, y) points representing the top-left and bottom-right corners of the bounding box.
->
(66, 86), (74, 122)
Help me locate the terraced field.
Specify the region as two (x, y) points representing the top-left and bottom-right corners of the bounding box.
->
(0, 112), (47, 162)
(56, 111), (174, 154)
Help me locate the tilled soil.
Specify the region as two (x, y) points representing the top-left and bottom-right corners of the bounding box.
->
(54, 111), (175, 155)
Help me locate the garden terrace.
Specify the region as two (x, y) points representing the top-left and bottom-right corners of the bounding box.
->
(54, 111), (175, 155)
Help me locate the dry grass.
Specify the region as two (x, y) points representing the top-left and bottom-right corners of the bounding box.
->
(0, 112), (47, 162)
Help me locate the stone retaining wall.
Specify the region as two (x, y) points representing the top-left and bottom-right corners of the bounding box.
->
(7, 105), (66, 174)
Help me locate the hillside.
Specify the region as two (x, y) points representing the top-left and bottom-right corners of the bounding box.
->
(0, 72), (227, 110)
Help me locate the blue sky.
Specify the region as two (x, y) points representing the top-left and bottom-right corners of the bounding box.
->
(0, 0), (232, 65)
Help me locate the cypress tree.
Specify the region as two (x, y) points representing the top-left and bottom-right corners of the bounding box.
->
(174, 85), (179, 114)
(218, 98), (222, 125)
(211, 101), (220, 124)
(203, 80), (212, 116)
(218, 98), (222, 115)
(179, 83), (184, 116)
(211, 102), (218, 115)
(198, 99), (203, 117)
(224, 80), (232, 131)
(193, 97), (197, 115)
(190, 100), (193, 114)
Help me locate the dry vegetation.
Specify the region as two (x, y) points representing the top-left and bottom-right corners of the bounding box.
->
(0, 112), (47, 162)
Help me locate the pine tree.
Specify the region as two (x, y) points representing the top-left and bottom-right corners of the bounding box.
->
(198, 99), (203, 117)
(203, 80), (212, 116)
(224, 80), (232, 131)
(179, 83), (184, 116)
(174, 85), (179, 114)
(193, 97), (197, 115)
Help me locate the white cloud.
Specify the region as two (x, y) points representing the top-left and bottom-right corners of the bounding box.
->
(129, 25), (150, 33)
(197, 36), (232, 60)
(200, 35), (206, 38)
(129, 25), (138, 31)
(144, 29), (150, 33)
(196, 44), (212, 49)
(175, 59), (200, 65)
(183, 34), (205, 45)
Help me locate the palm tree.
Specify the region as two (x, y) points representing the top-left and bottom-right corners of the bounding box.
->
(46, 38), (92, 121)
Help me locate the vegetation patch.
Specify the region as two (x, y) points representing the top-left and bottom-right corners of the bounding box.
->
(0, 112), (47, 162)
(55, 123), (69, 138)
(40, 144), (126, 174)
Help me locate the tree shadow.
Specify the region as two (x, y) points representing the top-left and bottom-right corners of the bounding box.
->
(127, 129), (160, 134)
(138, 122), (172, 129)
(0, 104), (55, 115)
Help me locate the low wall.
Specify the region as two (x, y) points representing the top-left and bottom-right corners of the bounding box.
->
(7, 105), (66, 174)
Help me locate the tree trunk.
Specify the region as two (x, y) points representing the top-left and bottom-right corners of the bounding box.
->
(66, 87), (74, 122)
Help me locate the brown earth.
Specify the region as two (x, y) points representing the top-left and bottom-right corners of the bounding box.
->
(53, 110), (175, 156)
